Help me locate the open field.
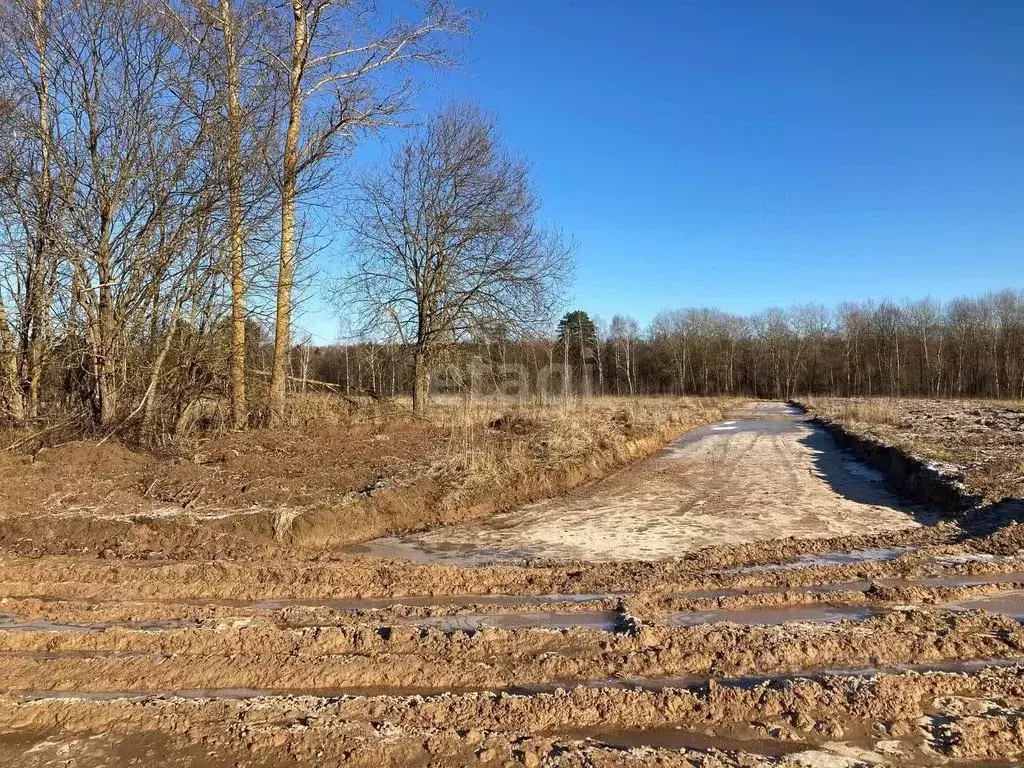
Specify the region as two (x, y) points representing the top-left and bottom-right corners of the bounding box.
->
(354, 402), (936, 562)
(2, 398), (1024, 766)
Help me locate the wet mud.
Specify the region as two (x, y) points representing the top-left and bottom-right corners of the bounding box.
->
(4, 401), (1024, 765)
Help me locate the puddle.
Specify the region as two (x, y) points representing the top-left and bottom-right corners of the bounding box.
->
(723, 547), (915, 575)
(556, 724), (806, 757)
(17, 658), (1023, 703)
(0, 651), (158, 660)
(18, 683), (541, 701)
(515, 658), (1024, 696)
(943, 591), (1024, 619)
(675, 581), (874, 600)
(392, 610), (621, 632)
(668, 604), (877, 628)
(0, 615), (190, 633)
(252, 593), (616, 611)
(0, 615), (101, 633)
(790, 547), (915, 568)
(674, 572), (1024, 604)
(17, 689), (301, 702)
(931, 553), (1024, 565)
(614, 658), (1024, 694)
(878, 572), (1024, 589)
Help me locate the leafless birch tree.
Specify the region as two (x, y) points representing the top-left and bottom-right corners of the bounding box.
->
(264, 0), (468, 425)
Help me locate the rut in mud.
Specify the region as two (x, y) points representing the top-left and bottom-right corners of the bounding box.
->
(3, 401), (1024, 766)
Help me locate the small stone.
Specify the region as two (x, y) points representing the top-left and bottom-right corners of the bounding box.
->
(888, 721), (912, 737)
(792, 712), (813, 730)
(477, 747), (501, 763)
(515, 749), (541, 768)
(268, 732), (288, 748)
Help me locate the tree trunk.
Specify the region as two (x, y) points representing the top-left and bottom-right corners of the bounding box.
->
(93, 214), (118, 428)
(140, 299), (183, 437)
(562, 334), (569, 399)
(24, 0), (53, 420)
(577, 313), (586, 395)
(412, 348), (430, 416)
(222, 0), (247, 429)
(0, 298), (24, 422)
(268, 0), (305, 426)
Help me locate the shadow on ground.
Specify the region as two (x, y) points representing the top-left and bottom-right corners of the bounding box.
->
(798, 426), (944, 528)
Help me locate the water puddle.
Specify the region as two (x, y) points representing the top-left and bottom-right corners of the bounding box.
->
(721, 546), (915, 575)
(17, 683), (533, 701)
(514, 658), (1024, 696)
(392, 610), (621, 632)
(0, 650), (158, 660)
(678, 572), (1024, 605)
(668, 604), (877, 628)
(608, 658), (1024, 694)
(555, 724), (806, 757)
(0, 615), (190, 633)
(879, 572), (1024, 589)
(252, 592), (617, 611)
(789, 546), (915, 568)
(674, 580), (874, 600)
(943, 591), (1024, 619)
(930, 553), (1024, 566)
(0, 615), (101, 633)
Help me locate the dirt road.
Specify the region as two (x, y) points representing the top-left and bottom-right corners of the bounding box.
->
(352, 402), (935, 562)
(2, 401), (1024, 766)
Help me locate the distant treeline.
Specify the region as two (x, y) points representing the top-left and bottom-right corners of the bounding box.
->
(313, 291), (1024, 400)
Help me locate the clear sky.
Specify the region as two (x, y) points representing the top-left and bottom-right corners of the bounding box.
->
(301, 0), (1024, 342)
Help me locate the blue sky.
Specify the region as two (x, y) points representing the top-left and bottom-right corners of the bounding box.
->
(301, 0), (1024, 342)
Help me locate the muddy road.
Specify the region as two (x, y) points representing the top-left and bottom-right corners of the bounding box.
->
(352, 402), (936, 563)
(2, 401), (1024, 766)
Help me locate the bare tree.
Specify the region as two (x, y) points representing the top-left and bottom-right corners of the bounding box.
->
(0, 0), (61, 421)
(164, 0), (282, 429)
(264, 0), (468, 425)
(343, 103), (574, 415)
(44, 0), (222, 428)
(610, 315), (639, 396)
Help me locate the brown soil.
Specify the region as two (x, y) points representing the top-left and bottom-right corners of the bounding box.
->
(0, 397), (730, 559)
(3, 399), (1024, 765)
(800, 396), (1024, 504)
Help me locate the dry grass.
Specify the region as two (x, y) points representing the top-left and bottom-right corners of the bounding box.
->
(0, 392), (734, 553)
(283, 392), (402, 428)
(424, 396), (730, 492)
(280, 392), (732, 492)
(801, 396), (904, 427)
